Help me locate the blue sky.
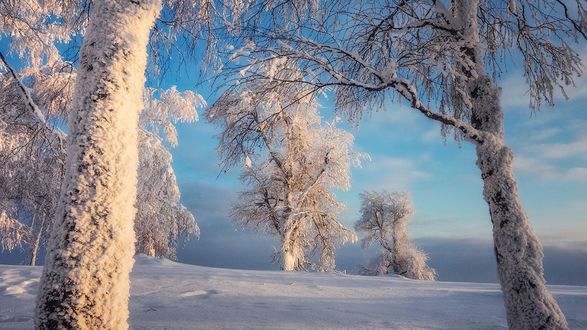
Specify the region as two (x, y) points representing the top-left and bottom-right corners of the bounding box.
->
(155, 47), (587, 283)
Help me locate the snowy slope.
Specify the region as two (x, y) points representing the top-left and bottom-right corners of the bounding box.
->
(1, 255), (587, 329)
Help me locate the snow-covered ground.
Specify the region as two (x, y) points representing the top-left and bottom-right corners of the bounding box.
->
(2, 255), (587, 329)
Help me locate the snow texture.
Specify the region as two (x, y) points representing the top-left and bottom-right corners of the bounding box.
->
(35, 0), (162, 329)
(2, 256), (587, 329)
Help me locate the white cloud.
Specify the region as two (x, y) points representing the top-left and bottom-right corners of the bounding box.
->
(421, 126), (441, 143)
(500, 75), (533, 110)
(528, 135), (587, 160)
(358, 155), (430, 191)
(539, 227), (587, 252)
(515, 156), (587, 182)
(357, 103), (425, 137)
(525, 127), (561, 143)
(511, 115), (587, 183)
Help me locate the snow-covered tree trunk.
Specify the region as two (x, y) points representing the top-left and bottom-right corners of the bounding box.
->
(282, 205), (303, 271)
(30, 217), (45, 266)
(391, 220), (401, 274)
(470, 76), (567, 329)
(282, 246), (297, 271)
(35, 0), (161, 328)
(454, 1), (567, 326)
(282, 227), (303, 271)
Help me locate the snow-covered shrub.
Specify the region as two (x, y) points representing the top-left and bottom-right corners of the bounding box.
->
(355, 191), (436, 280)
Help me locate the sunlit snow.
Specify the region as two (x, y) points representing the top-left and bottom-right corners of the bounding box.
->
(1, 255), (586, 329)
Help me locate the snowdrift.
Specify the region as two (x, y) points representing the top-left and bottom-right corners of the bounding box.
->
(1, 255), (586, 329)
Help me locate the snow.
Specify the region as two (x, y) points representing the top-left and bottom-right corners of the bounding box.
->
(2, 255), (587, 329)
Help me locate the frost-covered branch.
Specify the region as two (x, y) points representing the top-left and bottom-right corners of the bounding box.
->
(0, 51), (46, 125)
(0, 211), (31, 252)
(0, 51), (65, 153)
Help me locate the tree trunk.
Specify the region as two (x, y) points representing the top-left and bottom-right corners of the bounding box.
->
(390, 224), (400, 275)
(282, 225), (303, 271)
(30, 217), (45, 266)
(35, 0), (161, 329)
(282, 246), (297, 271)
(470, 76), (568, 329)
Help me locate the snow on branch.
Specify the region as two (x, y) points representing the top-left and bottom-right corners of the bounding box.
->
(0, 211), (31, 252)
(0, 51), (65, 153)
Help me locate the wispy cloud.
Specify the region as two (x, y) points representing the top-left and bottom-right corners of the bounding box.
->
(500, 75), (533, 109)
(523, 127), (561, 143)
(515, 156), (587, 182)
(512, 127), (587, 182)
(358, 155), (430, 191)
(527, 135), (587, 161)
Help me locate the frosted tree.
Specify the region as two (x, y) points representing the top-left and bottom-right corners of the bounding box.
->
(0, 53), (68, 265)
(355, 191), (436, 280)
(135, 87), (204, 259)
(3, 0), (327, 325)
(220, 0), (587, 327)
(208, 59), (360, 271)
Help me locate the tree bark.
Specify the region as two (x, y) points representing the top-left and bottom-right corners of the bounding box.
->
(30, 217), (45, 266)
(35, 0), (161, 329)
(470, 76), (568, 329)
(452, 0), (567, 326)
(282, 227), (303, 271)
(282, 246), (296, 271)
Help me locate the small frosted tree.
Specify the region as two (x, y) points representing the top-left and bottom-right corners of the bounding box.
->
(208, 60), (360, 271)
(355, 191), (436, 280)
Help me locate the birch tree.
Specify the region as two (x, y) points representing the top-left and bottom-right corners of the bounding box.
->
(208, 60), (360, 271)
(135, 87), (204, 259)
(355, 191), (436, 280)
(220, 0), (586, 328)
(34, 1), (162, 327)
(2, 0), (248, 324)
